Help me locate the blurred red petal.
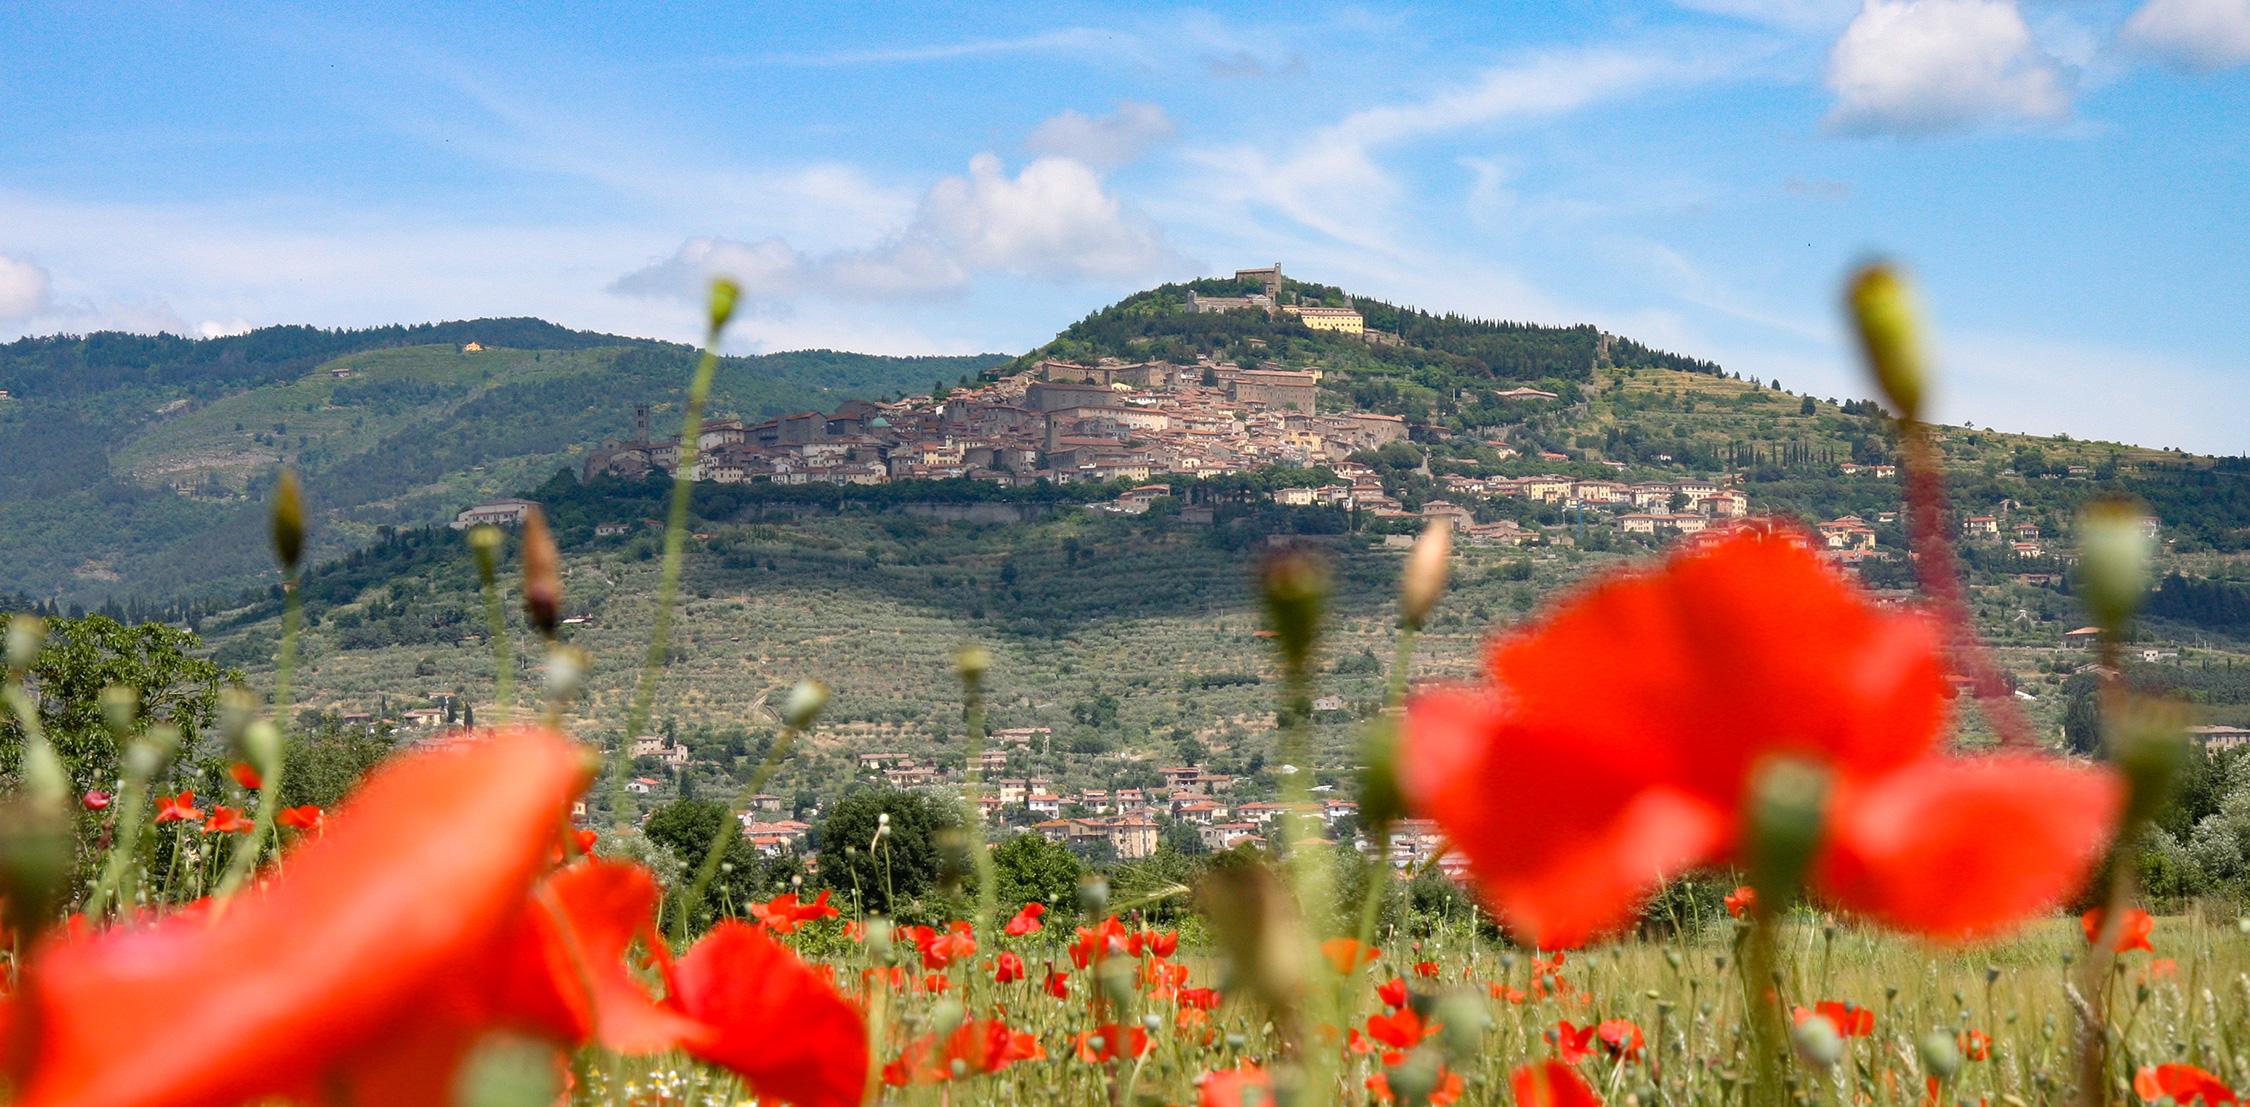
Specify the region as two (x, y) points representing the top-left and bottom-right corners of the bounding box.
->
(668, 921), (868, 1107)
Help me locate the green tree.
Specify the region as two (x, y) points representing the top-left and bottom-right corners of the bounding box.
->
(815, 787), (962, 914)
(1, 615), (233, 788)
(991, 830), (1084, 911)
(642, 797), (770, 928)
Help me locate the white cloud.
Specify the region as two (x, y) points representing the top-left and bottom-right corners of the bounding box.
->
(1187, 46), (1705, 254)
(612, 154), (1181, 309)
(2121, 0), (2250, 70)
(1674, 0), (1861, 31)
(1825, 0), (2071, 134)
(195, 318), (255, 339)
(0, 254), (54, 321)
(1026, 102), (1177, 169)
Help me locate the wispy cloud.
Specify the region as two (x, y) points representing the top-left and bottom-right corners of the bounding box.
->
(755, 28), (1137, 68)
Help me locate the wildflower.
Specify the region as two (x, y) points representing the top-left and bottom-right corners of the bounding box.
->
(153, 791), (203, 825)
(1960, 1029), (1992, 1062)
(1321, 936), (1379, 974)
(1004, 901), (1046, 936)
(1044, 970), (1071, 999)
(1072, 1024), (1151, 1063)
(2083, 906), (2156, 953)
(81, 790), (111, 812)
(1071, 916), (1133, 968)
(1378, 976), (1409, 1009)
(1554, 1021), (1597, 1065)
(1177, 986), (1222, 1010)
(915, 920), (978, 970)
(882, 1017), (1020, 1085)
(572, 827), (597, 854)
(666, 920), (869, 1107)
(1200, 1063), (1273, 1107)
(1513, 1060), (1604, 1107)
(276, 805), (324, 832)
(202, 805), (253, 835)
(1412, 959), (1439, 978)
(1724, 885), (1756, 918)
(2135, 1063), (2238, 1105)
(1793, 1001), (1874, 1038)
(229, 761), (263, 791)
(1143, 928), (1180, 958)
(1366, 1007), (1436, 1063)
(1402, 528), (2122, 948)
(994, 951), (1026, 984)
(749, 890), (841, 935)
(1597, 1017), (1644, 1059)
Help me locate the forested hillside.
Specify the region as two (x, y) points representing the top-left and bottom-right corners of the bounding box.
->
(0, 322), (1003, 602)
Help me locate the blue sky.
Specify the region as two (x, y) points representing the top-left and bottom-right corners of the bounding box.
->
(1, 1), (2245, 452)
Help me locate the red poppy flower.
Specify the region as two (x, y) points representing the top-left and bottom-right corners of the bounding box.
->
(1514, 1060), (1604, 1107)
(1072, 1024), (1151, 1063)
(1178, 986), (1222, 1010)
(1402, 528), (2122, 948)
(1377, 976), (1409, 1009)
(572, 827), (598, 854)
(1071, 916), (1133, 969)
(201, 805), (252, 834)
(1045, 970), (1071, 999)
(1366, 1007), (1435, 1061)
(2084, 906), (2156, 953)
(1597, 1018), (1644, 1059)
(153, 791), (203, 825)
(2, 727), (594, 1107)
(1201, 1064), (1273, 1107)
(1554, 1020), (1597, 1065)
(1143, 929), (1180, 959)
(1960, 1029), (1992, 1062)
(915, 920), (978, 970)
(1794, 1001), (1874, 1038)
(882, 1017), (1023, 1085)
(749, 890), (841, 935)
(276, 805), (324, 832)
(81, 790), (112, 812)
(229, 761), (263, 791)
(1004, 901), (1047, 936)
(1724, 885), (1756, 918)
(994, 951), (1027, 984)
(2135, 1064), (2238, 1105)
(1321, 937), (1379, 974)
(666, 920), (869, 1107)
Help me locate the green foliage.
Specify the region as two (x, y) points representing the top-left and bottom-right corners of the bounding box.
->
(640, 797), (772, 928)
(815, 787), (964, 915)
(0, 614), (234, 788)
(991, 830), (1085, 911)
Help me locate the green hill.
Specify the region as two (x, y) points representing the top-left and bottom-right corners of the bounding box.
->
(0, 323), (1004, 602)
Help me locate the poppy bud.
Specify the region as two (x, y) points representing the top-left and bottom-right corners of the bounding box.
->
(1918, 1030), (1963, 1082)
(2078, 496), (2154, 636)
(218, 687), (258, 748)
(1846, 263), (1926, 423)
(1792, 1015), (1843, 1068)
(0, 795), (70, 938)
(953, 644), (991, 684)
(929, 999), (965, 1038)
(5, 613), (45, 675)
(100, 685), (139, 739)
(708, 277), (741, 332)
(467, 524), (503, 586)
(1401, 517), (1452, 630)
(237, 720), (282, 781)
(453, 1032), (563, 1107)
(21, 735), (68, 814)
(1078, 874), (1110, 916)
(542, 644), (588, 702)
(864, 917), (894, 958)
(1259, 549), (1329, 675)
(270, 468), (305, 573)
(1745, 757), (1830, 910)
(518, 506), (563, 638)
(2109, 694), (2187, 830)
(1358, 716), (1406, 835)
(782, 680), (829, 730)
(126, 723), (180, 779)
(1388, 1048), (1443, 1103)
(1434, 992), (1491, 1056)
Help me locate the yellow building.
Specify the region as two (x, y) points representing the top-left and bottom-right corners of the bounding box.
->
(462, 341), (484, 352)
(1284, 305), (1365, 335)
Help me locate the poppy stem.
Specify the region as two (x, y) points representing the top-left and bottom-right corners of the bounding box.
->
(1900, 424), (2035, 748)
(477, 542), (514, 722)
(681, 720), (802, 940)
(619, 292), (734, 834)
